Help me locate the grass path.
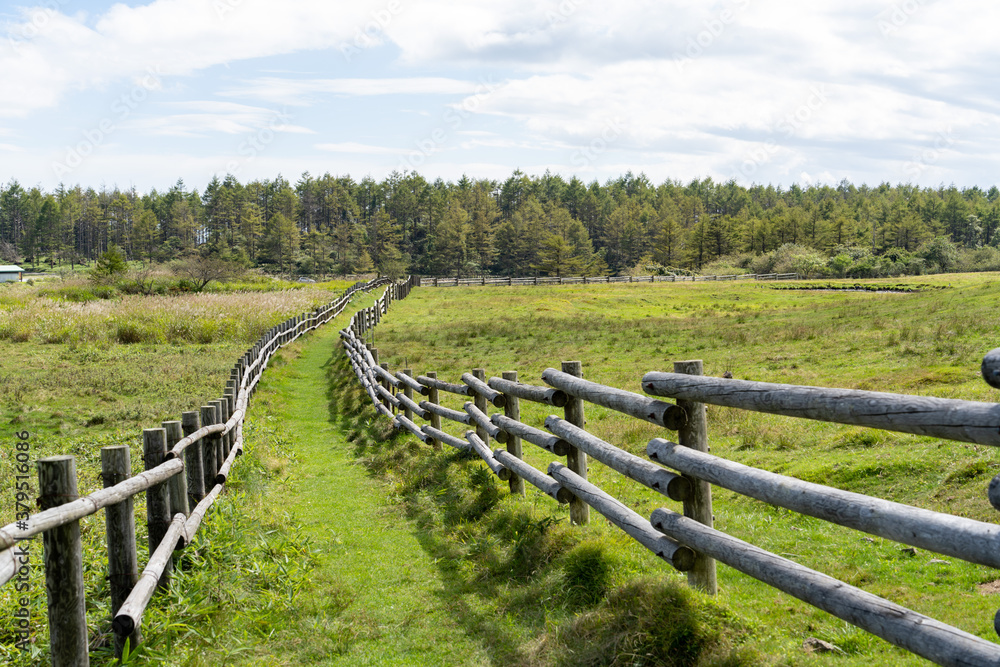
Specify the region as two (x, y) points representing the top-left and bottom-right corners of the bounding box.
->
(253, 320), (490, 666)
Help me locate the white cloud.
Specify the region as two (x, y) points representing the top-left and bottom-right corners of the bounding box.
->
(123, 101), (314, 137)
(221, 77), (483, 105)
(315, 142), (400, 155)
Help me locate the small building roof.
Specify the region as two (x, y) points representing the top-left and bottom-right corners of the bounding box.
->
(0, 265), (24, 272)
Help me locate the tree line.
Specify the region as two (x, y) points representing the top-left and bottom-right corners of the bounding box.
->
(2, 170), (998, 278)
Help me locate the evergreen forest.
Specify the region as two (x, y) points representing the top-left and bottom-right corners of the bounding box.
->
(2, 170), (999, 279)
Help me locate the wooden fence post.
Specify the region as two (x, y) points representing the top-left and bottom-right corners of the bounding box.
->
(673, 359), (717, 595)
(38, 456), (89, 667)
(181, 411), (205, 506)
(562, 361), (589, 526)
(201, 404), (220, 492)
(162, 421), (189, 518)
(382, 363), (394, 414)
(472, 368), (489, 442)
(211, 398), (227, 470)
(403, 368), (414, 421)
(220, 394), (233, 458)
(502, 371), (525, 496)
(143, 428), (173, 587)
(426, 371), (443, 451)
(101, 446), (140, 658)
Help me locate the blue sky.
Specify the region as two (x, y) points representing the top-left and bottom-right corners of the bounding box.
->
(1, 0), (998, 192)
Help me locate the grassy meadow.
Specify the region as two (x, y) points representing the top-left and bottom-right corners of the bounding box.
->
(0, 276), (356, 665)
(363, 272), (1000, 665)
(3, 271), (1000, 665)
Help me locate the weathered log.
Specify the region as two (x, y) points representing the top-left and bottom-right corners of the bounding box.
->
(214, 432), (243, 485)
(143, 429), (173, 587)
(464, 402), (508, 443)
(0, 458), (184, 553)
(165, 421), (226, 459)
(0, 547), (14, 587)
(466, 432), (511, 480)
(425, 372), (443, 451)
(494, 450), (571, 503)
(376, 383), (402, 408)
(672, 360), (716, 594)
(38, 456), (89, 667)
(372, 362), (401, 388)
(200, 405), (220, 492)
(649, 508), (1000, 667)
(402, 368), (414, 421)
(471, 368), (490, 441)
(419, 400), (473, 425)
(501, 371), (525, 495)
(417, 375), (473, 397)
(396, 370), (430, 396)
(490, 414), (570, 455)
(210, 399), (227, 471)
(542, 368), (687, 430)
(548, 463), (693, 571)
(545, 417), (690, 502)
(162, 421), (189, 518)
(421, 425), (470, 450)
(982, 348), (1000, 390)
(641, 370), (1000, 447)
(395, 414), (428, 441)
(113, 513), (186, 640)
(397, 391), (429, 420)
(647, 437), (1000, 568)
(182, 484), (224, 547)
(101, 446), (140, 659)
(181, 411), (205, 506)
(488, 376), (567, 407)
(561, 361), (589, 526)
(462, 372), (506, 408)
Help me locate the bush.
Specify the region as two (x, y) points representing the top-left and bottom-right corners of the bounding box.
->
(90, 246), (128, 284)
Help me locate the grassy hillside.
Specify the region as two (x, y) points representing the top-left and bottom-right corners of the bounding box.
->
(364, 273), (1000, 665)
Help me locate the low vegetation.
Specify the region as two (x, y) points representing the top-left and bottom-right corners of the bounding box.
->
(4, 272), (1000, 665)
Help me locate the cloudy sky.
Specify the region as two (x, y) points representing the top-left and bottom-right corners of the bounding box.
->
(0, 0), (997, 192)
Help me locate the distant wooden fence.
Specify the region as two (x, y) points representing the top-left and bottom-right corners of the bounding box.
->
(418, 272), (799, 287)
(342, 276), (1000, 667)
(0, 277), (389, 666)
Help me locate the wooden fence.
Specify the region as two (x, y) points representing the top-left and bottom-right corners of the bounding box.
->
(0, 276), (389, 666)
(417, 272), (799, 287)
(342, 276), (1000, 667)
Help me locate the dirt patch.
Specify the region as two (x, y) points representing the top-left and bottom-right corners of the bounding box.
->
(977, 580), (1000, 595)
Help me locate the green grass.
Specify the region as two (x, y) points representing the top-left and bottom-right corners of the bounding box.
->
(360, 273), (1000, 665)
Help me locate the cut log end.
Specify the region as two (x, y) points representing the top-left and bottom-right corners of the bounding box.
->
(663, 405), (688, 431)
(989, 474), (1000, 511)
(671, 546), (697, 572)
(983, 349), (1000, 389)
(112, 615), (135, 638)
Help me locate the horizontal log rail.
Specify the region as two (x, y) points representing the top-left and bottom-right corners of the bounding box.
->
(642, 372), (1000, 447)
(339, 279), (1000, 666)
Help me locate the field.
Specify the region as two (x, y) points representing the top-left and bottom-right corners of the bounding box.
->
(0, 277), (356, 665)
(367, 273), (1000, 665)
(3, 272), (1000, 665)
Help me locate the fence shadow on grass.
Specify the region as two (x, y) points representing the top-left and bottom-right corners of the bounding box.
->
(322, 347), (756, 666)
